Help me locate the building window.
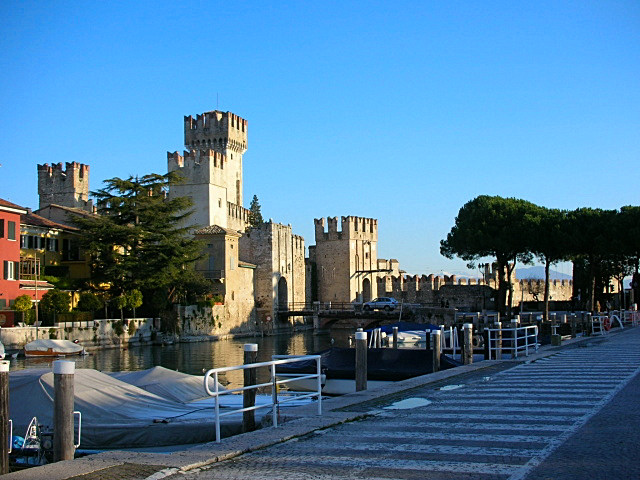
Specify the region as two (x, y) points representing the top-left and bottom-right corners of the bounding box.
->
(3, 260), (16, 280)
(7, 221), (16, 240)
(20, 235), (27, 248)
(0, 219), (3, 237)
(230, 256), (235, 270)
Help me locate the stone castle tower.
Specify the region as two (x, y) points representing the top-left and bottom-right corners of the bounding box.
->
(37, 162), (93, 212)
(311, 216), (379, 303)
(167, 111), (248, 230)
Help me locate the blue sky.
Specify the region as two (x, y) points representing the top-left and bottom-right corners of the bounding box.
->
(1, 1), (638, 279)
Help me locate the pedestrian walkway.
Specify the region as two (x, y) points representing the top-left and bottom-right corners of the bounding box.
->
(171, 330), (640, 480)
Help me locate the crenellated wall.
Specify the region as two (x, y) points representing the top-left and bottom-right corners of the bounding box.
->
(184, 110), (247, 154)
(38, 162), (93, 211)
(377, 273), (574, 310)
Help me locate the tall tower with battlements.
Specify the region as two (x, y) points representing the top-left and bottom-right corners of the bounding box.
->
(311, 216), (380, 303)
(168, 110), (249, 230)
(37, 162), (93, 212)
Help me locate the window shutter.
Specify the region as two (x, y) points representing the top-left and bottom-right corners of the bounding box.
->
(3, 260), (7, 280)
(0, 219), (4, 238)
(15, 261), (19, 280)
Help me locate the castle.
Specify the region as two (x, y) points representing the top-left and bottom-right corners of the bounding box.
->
(32, 109), (573, 331)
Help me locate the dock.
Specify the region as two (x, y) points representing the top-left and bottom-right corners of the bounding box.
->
(5, 326), (640, 480)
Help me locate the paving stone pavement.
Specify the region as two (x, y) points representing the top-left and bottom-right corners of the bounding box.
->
(168, 330), (640, 480)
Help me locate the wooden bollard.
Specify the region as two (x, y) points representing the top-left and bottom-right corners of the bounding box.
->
(483, 329), (490, 360)
(571, 315), (577, 338)
(463, 323), (473, 365)
(431, 330), (441, 372)
(355, 331), (367, 391)
(243, 344), (258, 433)
(376, 328), (382, 348)
(53, 360), (75, 462)
(392, 327), (398, 349)
(1, 361), (9, 474)
(495, 322), (503, 359)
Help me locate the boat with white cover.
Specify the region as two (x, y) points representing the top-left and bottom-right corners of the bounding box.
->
(24, 339), (85, 357)
(9, 366), (311, 450)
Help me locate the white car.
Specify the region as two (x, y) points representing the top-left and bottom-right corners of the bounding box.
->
(363, 297), (399, 312)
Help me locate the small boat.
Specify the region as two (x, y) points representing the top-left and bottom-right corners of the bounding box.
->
(0, 340), (5, 359)
(277, 347), (461, 395)
(24, 339), (85, 357)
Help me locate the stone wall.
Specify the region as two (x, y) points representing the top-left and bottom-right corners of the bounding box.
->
(239, 221), (306, 321)
(0, 318), (156, 350)
(377, 274), (573, 311)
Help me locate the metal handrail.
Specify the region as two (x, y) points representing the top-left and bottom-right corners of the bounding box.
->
(486, 325), (538, 360)
(73, 411), (82, 448)
(203, 355), (322, 443)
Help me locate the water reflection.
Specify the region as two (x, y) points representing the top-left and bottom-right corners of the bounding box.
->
(10, 329), (354, 389)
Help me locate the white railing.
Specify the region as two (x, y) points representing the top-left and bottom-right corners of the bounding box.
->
(486, 325), (538, 360)
(440, 326), (459, 356)
(203, 355), (322, 443)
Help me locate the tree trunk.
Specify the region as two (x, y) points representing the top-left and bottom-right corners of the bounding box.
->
(590, 257), (596, 312)
(543, 259), (550, 322)
(506, 260), (516, 319)
(496, 260), (508, 316)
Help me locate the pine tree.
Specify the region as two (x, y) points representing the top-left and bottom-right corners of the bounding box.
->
(248, 195), (264, 227)
(73, 172), (204, 303)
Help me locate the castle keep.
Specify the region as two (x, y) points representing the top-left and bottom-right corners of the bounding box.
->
(167, 110), (306, 328)
(168, 111), (248, 231)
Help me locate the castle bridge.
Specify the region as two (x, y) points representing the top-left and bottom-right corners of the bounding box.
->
(275, 302), (430, 330)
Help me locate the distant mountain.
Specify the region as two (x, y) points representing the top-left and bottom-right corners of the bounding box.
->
(516, 266), (572, 280)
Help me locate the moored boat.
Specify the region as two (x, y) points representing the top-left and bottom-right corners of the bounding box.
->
(24, 339), (85, 357)
(277, 347), (461, 395)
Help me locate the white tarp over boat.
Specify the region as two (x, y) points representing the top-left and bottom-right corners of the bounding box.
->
(110, 366), (227, 403)
(0, 340), (5, 359)
(24, 339), (84, 356)
(9, 368), (250, 449)
(110, 366), (312, 409)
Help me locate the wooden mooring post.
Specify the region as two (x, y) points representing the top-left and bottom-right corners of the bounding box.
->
(392, 326), (398, 349)
(1, 361), (9, 474)
(243, 343), (258, 433)
(431, 330), (441, 372)
(495, 322), (503, 360)
(355, 331), (367, 391)
(53, 360), (75, 462)
(463, 323), (473, 365)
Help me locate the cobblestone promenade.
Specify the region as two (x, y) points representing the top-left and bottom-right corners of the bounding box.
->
(172, 330), (640, 480)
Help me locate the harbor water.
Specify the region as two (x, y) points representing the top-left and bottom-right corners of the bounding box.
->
(8, 329), (353, 389)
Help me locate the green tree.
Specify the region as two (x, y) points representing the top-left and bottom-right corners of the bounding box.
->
(39, 289), (71, 324)
(567, 208), (617, 311)
(441, 196), (536, 316)
(76, 292), (103, 312)
(14, 295), (33, 324)
(112, 295), (127, 321)
(126, 289), (143, 318)
(74, 172), (203, 307)
(248, 195), (264, 228)
(528, 207), (571, 321)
